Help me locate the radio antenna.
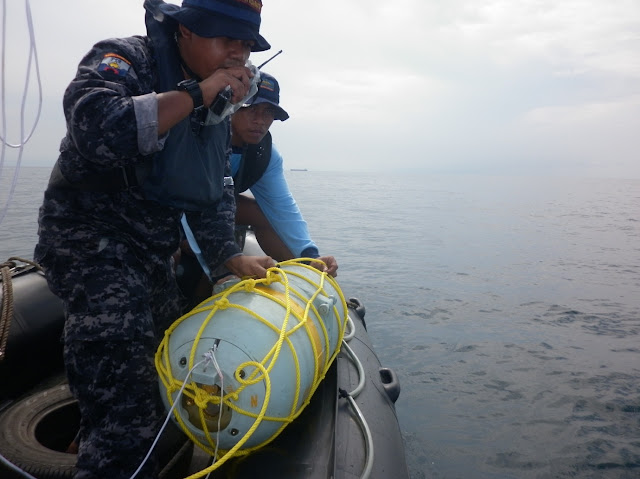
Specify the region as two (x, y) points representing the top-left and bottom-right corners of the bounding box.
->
(258, 50), (283, 69)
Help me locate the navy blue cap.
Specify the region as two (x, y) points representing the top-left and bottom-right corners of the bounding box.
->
(159, 0), (270, 52)
(246, 72), (289, 121)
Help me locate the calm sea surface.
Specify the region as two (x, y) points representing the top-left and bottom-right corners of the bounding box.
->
(1, 167), (640, 478)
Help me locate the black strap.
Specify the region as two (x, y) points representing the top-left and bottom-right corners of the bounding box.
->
(48, 161), (142, 193)
(233, 132), (272, 196)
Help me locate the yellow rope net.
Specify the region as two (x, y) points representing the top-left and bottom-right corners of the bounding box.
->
(155, 259), (348, 478)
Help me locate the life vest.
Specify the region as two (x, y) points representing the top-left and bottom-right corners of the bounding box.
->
(232, 132), (272, 196)
(47, 0), (230, 211)
(141, 0), (229, 211)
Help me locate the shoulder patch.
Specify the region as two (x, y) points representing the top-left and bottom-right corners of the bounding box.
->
(98, 53), (132, 77)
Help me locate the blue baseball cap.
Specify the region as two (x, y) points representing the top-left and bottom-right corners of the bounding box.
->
(246, 72), (289, 121)
(159, 0), (270, 52)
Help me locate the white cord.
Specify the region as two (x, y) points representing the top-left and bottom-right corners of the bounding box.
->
(344, 395), (375, 479)
(203, 344), (225, 479)
(0, 452), (38, 479)
(0, 7), (50, 475)
(343, 314), (355, 341)
(0, 0), (43, 227)
(342, 340), (366, 398)
(129, 351), (213, 479)
(340, 311), (375, 479)
(0, 0), (42, 148)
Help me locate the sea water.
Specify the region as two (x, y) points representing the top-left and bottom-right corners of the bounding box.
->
(1, 167), (639, 479)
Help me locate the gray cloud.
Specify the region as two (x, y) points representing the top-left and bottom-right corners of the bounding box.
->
(2, 0), (639, 178)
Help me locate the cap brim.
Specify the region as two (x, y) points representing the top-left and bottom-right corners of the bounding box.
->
(242, 97), (289, 121)
(159, 4), (270, 52)
(250, 97), (289, 121)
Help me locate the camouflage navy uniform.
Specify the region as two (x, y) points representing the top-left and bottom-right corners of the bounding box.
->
(34, 31), (240, 479)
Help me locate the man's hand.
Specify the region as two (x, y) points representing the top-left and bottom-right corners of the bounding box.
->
(200, 65), (254, 106)
(311, 255), (338, 277)
(225, 254), (275, 279)
(157, 65), (254, 135)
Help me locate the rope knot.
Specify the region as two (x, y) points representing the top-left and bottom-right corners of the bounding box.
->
(264, 269), (281, 285)
(0, 261), (16, 270)
(215, 297), (231, 309)
(167, 381), (182, 394)
(194, 388), (211, 409)
(243, 279), (257, 292)
(202, 350), (215, 363)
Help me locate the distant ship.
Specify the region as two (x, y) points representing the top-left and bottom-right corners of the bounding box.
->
(290, 168), (308, 171)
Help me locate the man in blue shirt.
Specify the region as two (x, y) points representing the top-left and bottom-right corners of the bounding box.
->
(231, 72), (338, 275)
(181, 72), (338, 287)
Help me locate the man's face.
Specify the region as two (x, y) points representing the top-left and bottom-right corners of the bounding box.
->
(180, 28), (253, 79)
(231, 103), (277, 145)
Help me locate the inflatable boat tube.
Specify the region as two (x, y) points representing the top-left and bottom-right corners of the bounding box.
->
(0, 265), (65, 401)
(190, 299), (409, 478)
(1, 231), (410, 478)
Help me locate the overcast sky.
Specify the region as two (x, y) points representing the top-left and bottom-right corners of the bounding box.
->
(2, 0), (639, 178)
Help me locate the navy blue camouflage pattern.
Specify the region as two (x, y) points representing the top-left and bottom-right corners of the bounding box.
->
(34, 29), (239, 479)
(64, 339), (164, 478)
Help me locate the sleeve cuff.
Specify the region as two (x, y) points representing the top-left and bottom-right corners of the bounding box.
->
(132, 92), (167, 155)
(300, 246), (320, 259)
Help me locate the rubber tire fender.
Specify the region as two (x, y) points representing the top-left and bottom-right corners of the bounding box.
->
(0, 384), (193, 479)
(0, 384), (77, 479)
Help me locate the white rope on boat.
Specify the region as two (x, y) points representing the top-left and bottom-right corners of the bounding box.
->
(0, 0), (43, 227)
(343, 393), (375, 479)
(340, 310), (375, 479)
(341, 339), (366, 399)
(343, 313), (356, 341)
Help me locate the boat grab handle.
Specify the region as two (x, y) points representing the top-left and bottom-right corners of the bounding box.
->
(379, 367), (401, 403)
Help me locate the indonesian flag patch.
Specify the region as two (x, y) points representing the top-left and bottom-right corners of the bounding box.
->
(98, 53), (131, 76)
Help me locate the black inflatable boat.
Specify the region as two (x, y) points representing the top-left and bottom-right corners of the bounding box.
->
(0, 244), (408, 478)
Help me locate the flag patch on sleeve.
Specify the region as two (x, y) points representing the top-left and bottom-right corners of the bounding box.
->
(98, 53), (132, 76)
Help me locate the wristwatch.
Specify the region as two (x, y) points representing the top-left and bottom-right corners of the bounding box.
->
(176, 79), (204, 112)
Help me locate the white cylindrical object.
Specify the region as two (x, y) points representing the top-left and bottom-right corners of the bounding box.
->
(158, 263), (347, 451)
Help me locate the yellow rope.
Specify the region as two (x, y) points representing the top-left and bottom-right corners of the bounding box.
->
(155, 259), (348, 478)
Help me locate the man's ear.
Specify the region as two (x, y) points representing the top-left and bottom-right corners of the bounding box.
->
(178, 24), (192, 40)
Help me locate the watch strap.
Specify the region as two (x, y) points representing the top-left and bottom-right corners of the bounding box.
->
(177, 79), (204, 111)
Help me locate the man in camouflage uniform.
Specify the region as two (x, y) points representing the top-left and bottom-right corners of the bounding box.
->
(34, 1), (274, 477)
